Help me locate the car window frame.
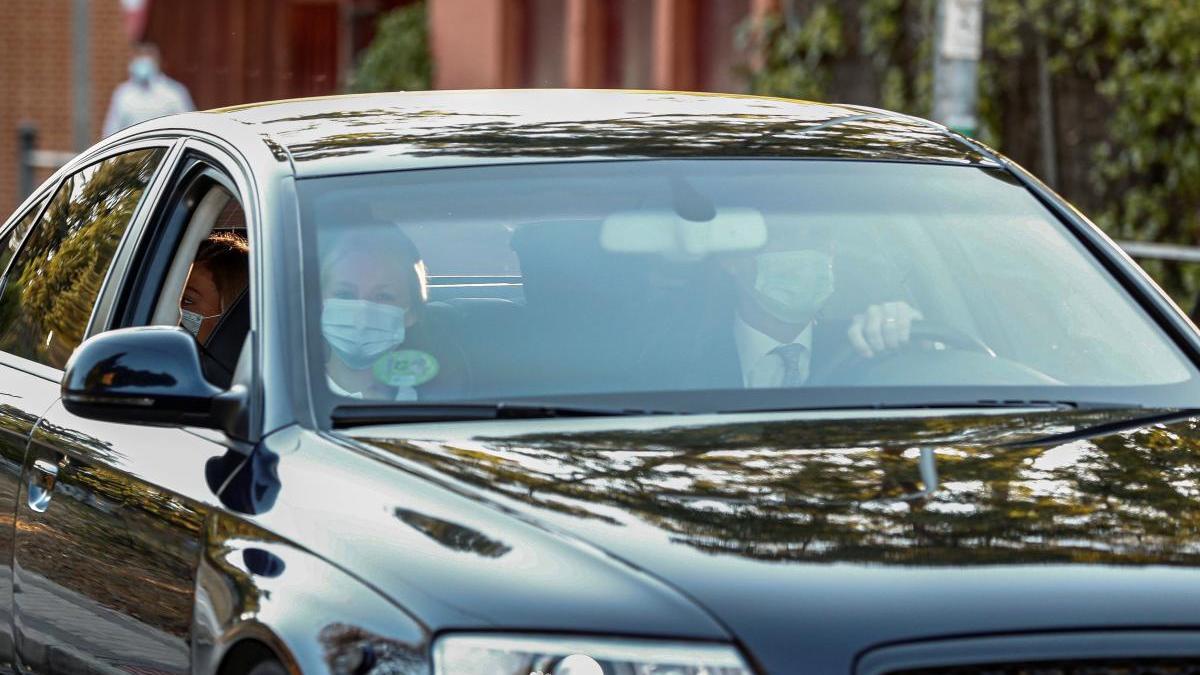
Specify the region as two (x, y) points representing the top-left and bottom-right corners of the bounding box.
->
(0, 193), (52, 283)
(0, 192), (57, 383)
(0, 138), (176, 382)
(87, 133), (268, 441)
(299, 158), (1200, 422)
(105, 158), (240, 330)
(82, 137), (186, 340)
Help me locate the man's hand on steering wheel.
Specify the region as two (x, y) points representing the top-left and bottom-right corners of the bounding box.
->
(847, 301), (923, 358)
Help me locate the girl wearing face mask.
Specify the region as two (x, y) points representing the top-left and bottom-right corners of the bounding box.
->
(319, 227), (438, 401)
(180, 231), (249, 344)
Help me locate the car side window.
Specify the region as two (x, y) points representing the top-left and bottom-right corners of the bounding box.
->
(0, 148), (165, 368)
(0, 195), (48, 278)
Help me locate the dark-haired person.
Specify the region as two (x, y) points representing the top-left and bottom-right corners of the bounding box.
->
(179, 231), (249, 344)
(319, 226), (467, 401)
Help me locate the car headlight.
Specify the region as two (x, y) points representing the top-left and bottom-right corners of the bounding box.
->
(433, 634), (752, 675)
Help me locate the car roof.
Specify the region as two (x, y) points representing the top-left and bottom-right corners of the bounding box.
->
(207, 89), (994, 178)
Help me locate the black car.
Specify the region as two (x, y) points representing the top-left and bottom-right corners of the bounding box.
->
(0, 89), (1198, 675)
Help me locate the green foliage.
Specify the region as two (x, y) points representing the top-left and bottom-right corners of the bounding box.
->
(747, 1), (1200, 304)
(862, 0), (936, 116)
(745, 0), (935, 112)
(982, 0), (1200, 301)
(747, 4), (846, 101)
(349, 2), (431, 93)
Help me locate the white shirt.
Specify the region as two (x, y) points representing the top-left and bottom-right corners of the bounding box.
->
(327, 375), (417, 402)
(733, 315), (813, 388)
(102, 76), (195, 137)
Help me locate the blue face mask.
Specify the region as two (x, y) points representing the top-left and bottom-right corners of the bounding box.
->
(129, 56), (158, 83)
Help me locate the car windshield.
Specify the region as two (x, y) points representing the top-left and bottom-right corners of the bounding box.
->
(298, 159), (1200, 415)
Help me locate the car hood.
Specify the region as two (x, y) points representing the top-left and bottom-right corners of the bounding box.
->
(345, 406), (1200, 671)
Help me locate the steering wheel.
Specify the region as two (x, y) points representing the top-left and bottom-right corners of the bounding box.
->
(813, 321), (995, 386)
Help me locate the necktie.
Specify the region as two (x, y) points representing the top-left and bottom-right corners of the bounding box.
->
(771, 343), (809, 387)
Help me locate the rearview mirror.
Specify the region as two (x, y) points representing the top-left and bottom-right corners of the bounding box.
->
(61, 326), (245, 433)
(600, 208), (767, 259)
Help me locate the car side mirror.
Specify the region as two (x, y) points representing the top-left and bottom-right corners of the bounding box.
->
(61, 326), (246, 434)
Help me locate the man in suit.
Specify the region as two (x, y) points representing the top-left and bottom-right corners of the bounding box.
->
(666, 223), (922, 390)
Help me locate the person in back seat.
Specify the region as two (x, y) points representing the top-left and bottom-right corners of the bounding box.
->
(319, 225), (467, 401)
(179, 231), (249, 344)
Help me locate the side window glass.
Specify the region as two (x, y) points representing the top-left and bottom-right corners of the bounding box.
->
(0, 148), (165, 368)
(0, 195), (49, 278)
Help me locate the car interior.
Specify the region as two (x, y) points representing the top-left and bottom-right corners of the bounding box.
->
(150, 182), (250, 388)
(400, 209), (1188, 400)
(406, 215), (918, 399)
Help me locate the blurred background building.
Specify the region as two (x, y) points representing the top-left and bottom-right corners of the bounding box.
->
(1, 0), (1197, 302)
(0, 0), (769, 216)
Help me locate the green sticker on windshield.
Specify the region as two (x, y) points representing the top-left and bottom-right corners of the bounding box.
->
(373, 350), (440, 387)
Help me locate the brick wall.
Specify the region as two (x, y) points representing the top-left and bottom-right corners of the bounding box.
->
(0, 0), (130, 217)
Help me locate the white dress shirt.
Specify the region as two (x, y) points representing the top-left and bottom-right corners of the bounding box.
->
(733, 315), (813, 388)
(327, 375), (417, 402)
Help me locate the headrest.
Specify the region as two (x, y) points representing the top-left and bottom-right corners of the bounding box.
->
(201, 288), (250, 387)
(510, 220), (648, 313)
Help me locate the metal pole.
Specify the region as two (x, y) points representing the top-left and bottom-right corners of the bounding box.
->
(932, 0), (983, 136)
(71, 0), (91, 151)
(18, 124), (37, 202)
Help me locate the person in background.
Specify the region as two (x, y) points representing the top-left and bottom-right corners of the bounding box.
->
(102, 43), (195, 137)
(180, 231), (249, 345)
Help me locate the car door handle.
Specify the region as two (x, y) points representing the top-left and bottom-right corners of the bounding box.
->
(27, 458), (60, 513)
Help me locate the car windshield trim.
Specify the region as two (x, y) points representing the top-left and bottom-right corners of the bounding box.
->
(327, 383), (1200, 428)
(298, 159), (1200, 426)
(331, 401), (677, 427)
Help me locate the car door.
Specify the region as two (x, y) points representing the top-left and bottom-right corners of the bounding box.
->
(0, 143), (248, 675)
(0, 191), (61, 675)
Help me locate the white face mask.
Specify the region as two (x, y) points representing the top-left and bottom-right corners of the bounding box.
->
(321, 298), (408, 370)
(179, 308), (222, 337)
(752, 250), (835, 324)
(129, 55), (158, 83)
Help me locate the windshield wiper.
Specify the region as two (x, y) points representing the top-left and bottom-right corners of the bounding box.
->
(331, 401), (675, 427)
(724, 399), (1135, 415)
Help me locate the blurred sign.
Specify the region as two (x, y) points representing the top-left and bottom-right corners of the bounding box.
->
(933, 0), (983, 136)
(940, 0), (983, 60)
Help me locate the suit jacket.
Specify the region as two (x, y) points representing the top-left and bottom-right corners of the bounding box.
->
(648, 306), (849, 391)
